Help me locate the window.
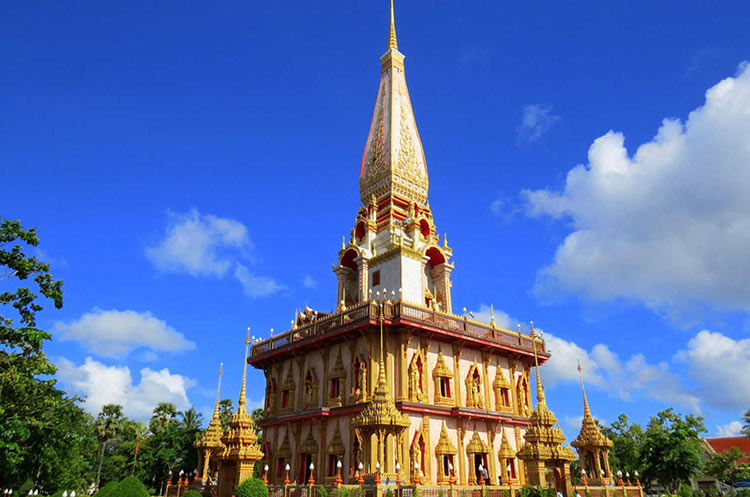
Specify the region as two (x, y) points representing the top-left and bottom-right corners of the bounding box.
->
(277, 457), (286, 478)
(330, 379), (340, 399)
(501, 387), (510, 407)
(372, 270), (380, 286)
(281, 390), (289, 408)
(440, 377), (451, 397)
(328, 455), (337, 477)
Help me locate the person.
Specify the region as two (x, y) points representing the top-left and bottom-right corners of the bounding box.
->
(498, 475), (503, 486)
(483, 466), (490, 485)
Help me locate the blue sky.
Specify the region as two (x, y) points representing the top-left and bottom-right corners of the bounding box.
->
(3, 1), (750, 438)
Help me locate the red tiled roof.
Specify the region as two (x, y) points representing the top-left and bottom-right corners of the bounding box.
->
(705, 436), (750, 463)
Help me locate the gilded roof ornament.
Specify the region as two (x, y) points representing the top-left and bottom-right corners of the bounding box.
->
(571, 360), (613, 450)
(388, 0), (398, 51)
(435, 421), (457, 455)
(195, 362), (226, 451)
(219, 330), (264, 462)
(352, 304), (409, 429)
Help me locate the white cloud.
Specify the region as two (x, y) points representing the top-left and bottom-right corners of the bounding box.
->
(542, 332), (701, 414)
(54, 308), (195, 358)
(523, 62), (750, 316)
(517, 104), (560, 142)
(302, 274), (318, 289)
(716, 421), (743, 437)
(147, 209), (282, 298)
(147, 208), (249, 277)
(471, 304), (517, 329)
(56, 357), (195, 418)
(675, 330), (750, 411)
(235, 263), (283, 298)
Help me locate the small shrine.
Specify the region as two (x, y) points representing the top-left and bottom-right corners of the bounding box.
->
(571, 361), (613, 485)
(517, 329), (576, 496)
(194, 364), (226, 483)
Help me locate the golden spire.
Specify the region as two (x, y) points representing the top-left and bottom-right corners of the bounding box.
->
(215, 362), (224, 409)
(388, 0), (398, 50)
(531, 323), (545, 404)
(238, 328), (250, 410)
(577, 359), (592, 419)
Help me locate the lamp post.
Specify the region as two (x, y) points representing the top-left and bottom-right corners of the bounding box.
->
(284, 464), (291, 497)
(414, 461), (420, 485)
(375, 461), (381, 485)
(478, 464), (485, 487)
(617, 471), (624, 486)
(263, 464), (269, 485)
(581, 469), (588, 487)
(358, 463), (364, 486)
(634, 471), (641, 487)
(178, 469), (185, 497)
(600, 468), (605, 483)
(625, 472), (631, 486)
(308, 462), (315, 486)
(336, 460), (343, 486)
(395, 462), (401, 497)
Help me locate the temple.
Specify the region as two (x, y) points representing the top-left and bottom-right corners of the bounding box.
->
(190, 3), (644, 497)
(247, 0), (554, 490)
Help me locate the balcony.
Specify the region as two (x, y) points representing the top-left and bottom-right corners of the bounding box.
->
(250, 300), (548, 362)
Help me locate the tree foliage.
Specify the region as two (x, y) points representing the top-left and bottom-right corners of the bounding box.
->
(0, 218), (97, 492)
(601, 414), (645, 476)
(743, 409), (750, 437)
(704, 446), (750, 486)
(236, 477), (269, 497)
(114, 476), (149, 497)
(639, 408), (706, 493)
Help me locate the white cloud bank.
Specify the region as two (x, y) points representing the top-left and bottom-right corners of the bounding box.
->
(522, 62), (750, 316)
(716, 421), (744, 437)
(55, 308), (195, 358)
(543, 328), (750, 415)
(146, 209), (282, 298)
(57, 357), (194, 418)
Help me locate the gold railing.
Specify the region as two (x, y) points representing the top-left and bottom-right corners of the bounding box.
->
(250, 301), (546, 358)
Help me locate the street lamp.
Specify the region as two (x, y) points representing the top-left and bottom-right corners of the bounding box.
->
(581, 469), (588, 486)
(263, 464), (269, 485)
(375, 461), (381, 485)
(284, 464), (291, 485)
(358, 462), (364, 485)
(617, 471), (624, 486)
(395, 462), (401, 487)
(634, 471), (641, 487)
(414, 461), (420, 485)
(625, 472), (631, 486)
(478, 464), (485, 486)
(336, 460), (343, 486)
(308, 463), (315, 486)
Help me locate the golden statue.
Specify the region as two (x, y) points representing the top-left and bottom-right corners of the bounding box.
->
(357, 364), (367, 400)
(518, 384), (527, 415)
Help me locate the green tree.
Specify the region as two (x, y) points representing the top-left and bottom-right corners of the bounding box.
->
(95, 404), (126, 489)
(114, 476), (149, 497)
(601, 414), (645, 476)
(0, 218), (96, 492)
(640, 408), (706, 493)
(704, 447), (750, 486)
(742, 409), (750, 437)
(150, 403), (178, 434)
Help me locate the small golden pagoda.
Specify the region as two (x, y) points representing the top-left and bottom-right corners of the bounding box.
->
(195, 363), (226, 482)
(217, 333), (264, 497)
(571, 361), (613, 485)
(517, 328), (576, 496)
(351, 308), (410, 481)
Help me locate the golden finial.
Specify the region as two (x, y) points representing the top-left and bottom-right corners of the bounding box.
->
(342, 235), (346, 250)
(577, 359), (592, 419)
(377, 302), (387, 387)
(388, 0), (398, 50)
(443, 233), (448, 248)
(490, 304), (496, 327)
(215, 362), (224, 406)
(239, 329), (251, 407)
(532, 324), (545, 404)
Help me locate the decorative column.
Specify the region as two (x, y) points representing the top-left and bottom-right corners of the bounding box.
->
(355, 256), (369, 304)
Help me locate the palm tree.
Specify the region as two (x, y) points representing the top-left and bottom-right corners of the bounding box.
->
(218, 399), (233, 429)
(179, 407), (203, 433)
(150, 402), (177, 434)
(742, 408), (750, 437)
(94, 404), (125, 489)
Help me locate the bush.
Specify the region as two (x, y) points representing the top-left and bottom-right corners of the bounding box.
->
(49, 490), (65, 497)
(318, 486), (328, 497)
(236, 478), (269, 497)
(95, 481), (121, 497)
(183, 491), (203, 497)
(115, 477), (149, 497)
(519, 486), (555, 497)
(332, 488), (351, 497)
(350, 487), (363, 497)
(19, 480), (35, 496)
